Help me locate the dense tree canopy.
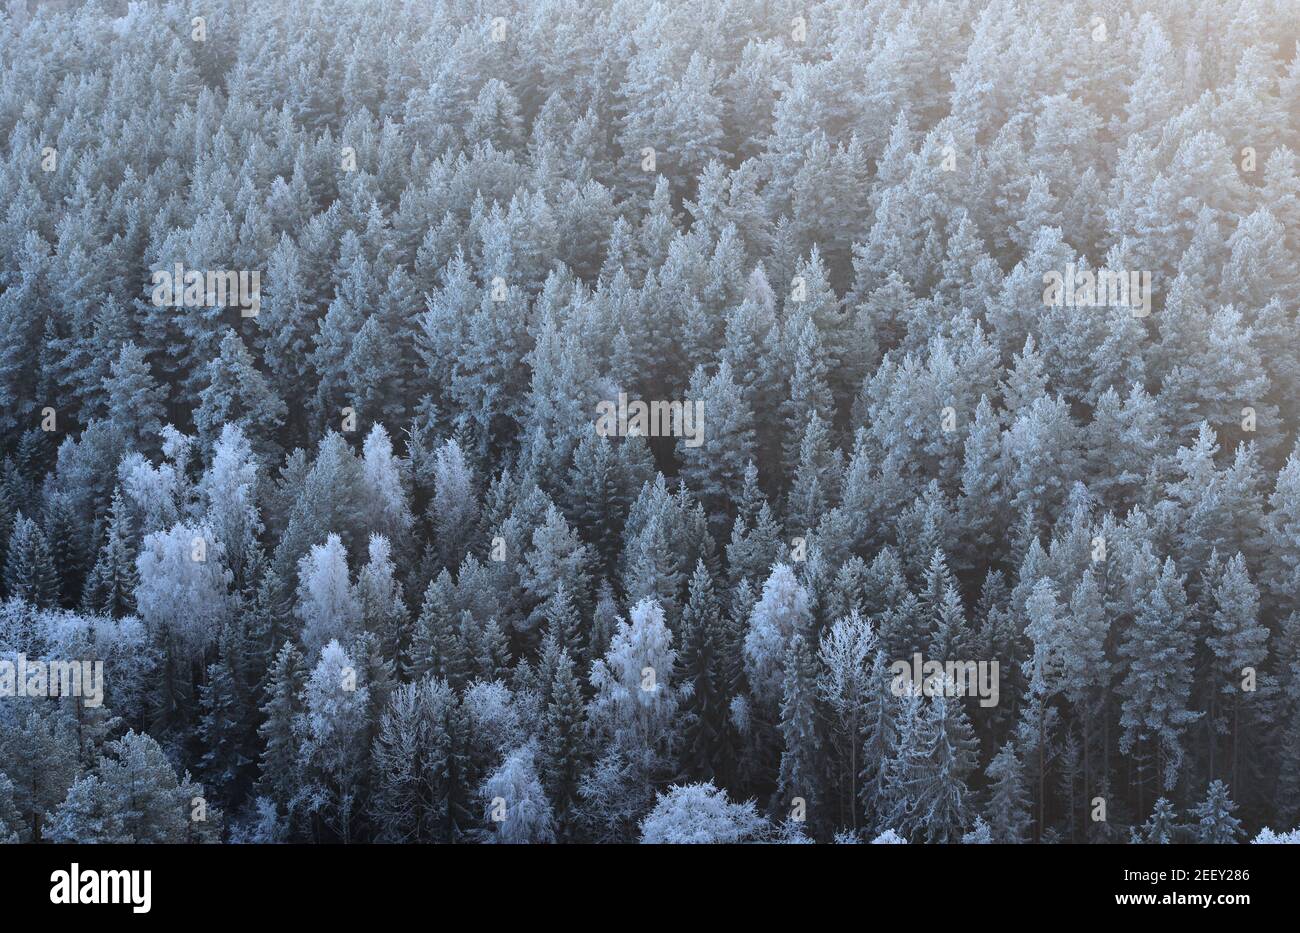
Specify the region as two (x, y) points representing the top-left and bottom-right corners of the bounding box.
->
(1, 0), (1298, 843)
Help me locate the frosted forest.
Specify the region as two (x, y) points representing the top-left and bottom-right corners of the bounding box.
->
(0, 0), (1298, 845)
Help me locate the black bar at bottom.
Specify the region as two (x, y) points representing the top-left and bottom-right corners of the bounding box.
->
(0, 842), (1280, 918)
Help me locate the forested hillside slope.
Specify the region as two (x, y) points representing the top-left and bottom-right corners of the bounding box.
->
(0, 0), (1298, 844)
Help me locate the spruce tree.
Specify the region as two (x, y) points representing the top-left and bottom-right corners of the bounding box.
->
(199, 628), (257, 808)
(43, 491), (87, 608)
(102, 341), (167, 452)
(5, 512), (58, 607)
(777, 633), (822, 830)
(1118, 558), (1199, 794)
(676, 560), (729, 785)
(408, 570), (459, 682)
(1206, 553), (1267, 788)
(256, 642), (307, 820)
(1137, 797), (1179, 843)
(883, 688), (979, 844)
(984, 741), (1032, 843)
(540, 649), (588, 841)
(1190, 780), (1243, 844)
